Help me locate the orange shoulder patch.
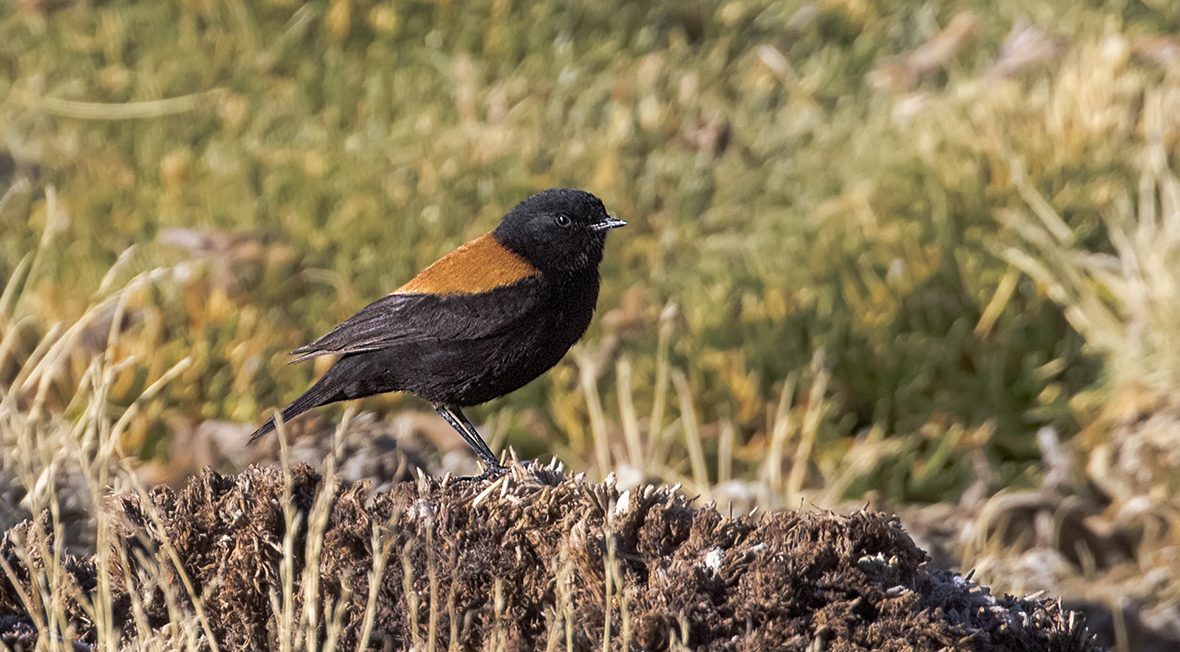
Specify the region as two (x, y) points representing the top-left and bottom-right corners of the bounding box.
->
(395, 233), (539, 295)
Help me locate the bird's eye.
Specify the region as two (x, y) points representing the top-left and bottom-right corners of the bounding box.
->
(554, 214), (572, 228)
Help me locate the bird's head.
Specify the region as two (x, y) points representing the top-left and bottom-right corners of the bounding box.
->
(493, 188), (626, 275)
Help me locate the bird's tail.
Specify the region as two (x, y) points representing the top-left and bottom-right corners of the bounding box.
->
(247, 373), (343, 446)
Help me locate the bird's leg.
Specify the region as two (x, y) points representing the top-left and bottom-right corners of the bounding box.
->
(453, 409), (542, 474)
(450, 406), (512, 477)
(448, 406), (503, 466)
(433, 404), (506, 479)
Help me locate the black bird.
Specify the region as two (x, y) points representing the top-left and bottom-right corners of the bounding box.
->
(248, 188), (626, 479)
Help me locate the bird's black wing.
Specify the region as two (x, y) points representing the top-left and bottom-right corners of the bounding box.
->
(289, 280), (545, 362)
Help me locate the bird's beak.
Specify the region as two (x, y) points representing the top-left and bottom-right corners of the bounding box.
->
(591, 216), (628, 232)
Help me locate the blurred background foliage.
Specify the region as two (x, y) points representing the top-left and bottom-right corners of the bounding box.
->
(2, 0), (1180, 506)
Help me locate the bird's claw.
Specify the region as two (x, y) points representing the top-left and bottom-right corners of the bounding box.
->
(456, 462), (509, 483)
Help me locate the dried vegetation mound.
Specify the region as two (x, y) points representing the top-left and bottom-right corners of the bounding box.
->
(0, 464), (1096, 650)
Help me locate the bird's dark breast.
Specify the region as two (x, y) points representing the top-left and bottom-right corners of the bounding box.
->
(364, 274), (600, 406)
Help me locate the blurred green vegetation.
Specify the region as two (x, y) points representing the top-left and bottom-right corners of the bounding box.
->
(3, 0), (1179, 501)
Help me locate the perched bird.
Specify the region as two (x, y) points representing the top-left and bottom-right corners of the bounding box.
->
(248, 188), (626, 479)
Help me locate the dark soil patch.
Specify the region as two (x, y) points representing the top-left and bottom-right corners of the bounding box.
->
(0, 464), (1098, 650)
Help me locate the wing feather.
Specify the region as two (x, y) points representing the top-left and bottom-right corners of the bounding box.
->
(290, 280), (544, 362)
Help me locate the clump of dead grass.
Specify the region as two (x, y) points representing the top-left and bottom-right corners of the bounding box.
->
(1, 462), (1098, 651)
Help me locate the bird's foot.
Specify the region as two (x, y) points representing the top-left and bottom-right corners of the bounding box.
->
(456, 461), (509, 483)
